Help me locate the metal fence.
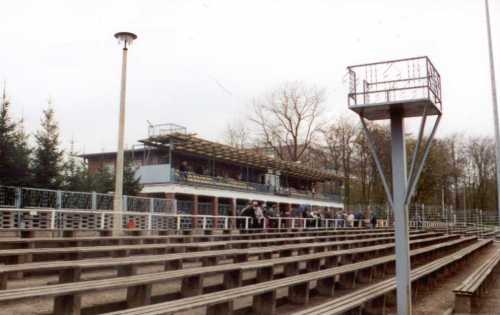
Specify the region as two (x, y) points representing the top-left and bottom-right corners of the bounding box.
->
(0, 208), (250, 231)
(0, 185), (176, 213)
(0, 207), (388, 231)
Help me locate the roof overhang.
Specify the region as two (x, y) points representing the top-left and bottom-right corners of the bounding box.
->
(141, 133), (340, 182)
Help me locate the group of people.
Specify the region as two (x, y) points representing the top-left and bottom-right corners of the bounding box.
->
(237, 201), (277, 229)
(237, 201), (335, 229)
(335, 210), (378, 228)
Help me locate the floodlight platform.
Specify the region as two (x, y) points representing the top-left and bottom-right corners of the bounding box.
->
(349, 99), (441, 121)
(347, 56), (441, 121)
(346, 56), (442, 315)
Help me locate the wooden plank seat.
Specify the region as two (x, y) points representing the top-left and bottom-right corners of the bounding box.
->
(453, 248), (500, 313)
(0, 231), (433, 265)
(0, 226), (396, 241)
(0, 230), (430, 252)
(0, 236), (316, 264)
(0, 228), (398, 250)
(290, 239), (492, 315)
(0, 231), (441, 268)
(0, 233), (452, 290)
(86, 237), (482, 315)
(480, 230), (496, 238)
(0, 236), (475, 315)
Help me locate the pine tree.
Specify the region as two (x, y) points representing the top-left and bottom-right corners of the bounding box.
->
(11, 118), (32, 186)
(92, 167), (114, 193)
(62, 141), (91, 191)
(32, 104), (64, 189)
(0, 85), (31, 186)
(122, 158), (143, 195)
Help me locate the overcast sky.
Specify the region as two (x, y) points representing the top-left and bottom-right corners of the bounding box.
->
(1, 0), (499, 154)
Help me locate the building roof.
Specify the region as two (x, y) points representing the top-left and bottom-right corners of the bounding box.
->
(141, 133), (339, 181)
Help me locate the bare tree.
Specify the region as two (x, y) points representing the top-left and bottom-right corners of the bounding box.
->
(222, 120), (252, 149)
(322, 116), (356, 206)
(251, 81), (325, 162)
(465, 136), (496, 210)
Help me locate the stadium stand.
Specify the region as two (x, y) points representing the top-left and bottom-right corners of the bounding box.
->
(0, 228), (481, 315)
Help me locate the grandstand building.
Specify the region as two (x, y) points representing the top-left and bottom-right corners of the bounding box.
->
(81, 124), (344, 218)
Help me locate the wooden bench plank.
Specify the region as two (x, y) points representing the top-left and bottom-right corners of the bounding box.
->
(0, 233), (448, 289)
(290, 239), (493, 315)
(0, 236), (474, 315)
(97, 238), (487, 315)
(452, 249), (500, 313)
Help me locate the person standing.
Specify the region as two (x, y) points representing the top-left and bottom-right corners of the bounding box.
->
(253, 202), (265, 229)
(239, 201), (256, 230)
(347, 211), (355, 228)
(370, 212), (378, 229)
(336, 211), (344, 228)
(179, 161), (189, 180)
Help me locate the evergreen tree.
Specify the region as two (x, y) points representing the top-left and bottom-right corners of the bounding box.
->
(92, 166), (114, 193)
(62, 142), (93, 191)
(11, 118), (32, 186)
(121, 158), (143, 195)
(0, 86), (31, 186)
(32, 105), (64, 189)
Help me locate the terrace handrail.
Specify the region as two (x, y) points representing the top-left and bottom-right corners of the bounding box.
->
(172, 170), (342, 203)
(0, 207), (392, 231)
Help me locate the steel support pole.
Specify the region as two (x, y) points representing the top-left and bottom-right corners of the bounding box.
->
(485, 0), (500, 223)
(390, 111), (411, 315)
(113, 46), (129, 236)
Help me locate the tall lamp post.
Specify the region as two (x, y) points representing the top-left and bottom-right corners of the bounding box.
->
(113, 32), (137, 236)
(485, 0), (500, 224)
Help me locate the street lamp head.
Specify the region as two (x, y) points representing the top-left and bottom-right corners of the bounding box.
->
(114, 32), (137, 48)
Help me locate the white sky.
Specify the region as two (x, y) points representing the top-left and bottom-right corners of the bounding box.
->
(1, 0), (499, 153)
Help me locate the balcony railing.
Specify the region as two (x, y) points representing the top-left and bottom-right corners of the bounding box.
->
(172, 171), (342, 203)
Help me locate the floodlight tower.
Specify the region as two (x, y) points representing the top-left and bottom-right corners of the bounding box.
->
(347, 56), (442, 315)
(113, 31), (137, 236)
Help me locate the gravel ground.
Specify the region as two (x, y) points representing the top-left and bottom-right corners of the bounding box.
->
(387, 242), (500, 315)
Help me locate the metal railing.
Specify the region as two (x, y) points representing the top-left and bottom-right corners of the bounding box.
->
(0, 205), (395, 231)
(0, 207), (391, 231)
(0, 208), (250, 231)
(0, 185), (176, 214)
(173, 171), (342, 203)
(148, 123), (187, 138)
(347, 56), (442, 110)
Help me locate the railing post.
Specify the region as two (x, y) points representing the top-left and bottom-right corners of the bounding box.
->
(147, 213), (153, 231)
(176, 215), (181, 230)
(303, 218), (307, 229)
(100, 212), (105, 230)
(56, 191), (62, 209)
(172, 199), (177, 214)
(291, 218), (295, 229)
(202, 216), (207, 230)
(91, 192), (97, 210)
(315, 218), (319, 228)
(224, 217), (228, 229)
(278, 217), (282, 229)
(150, 198), (154, 213)
(15, 187), (22, 208)
(245, 217), (249, 230)
(50, 210), (56, 230)
(123, 195), (128, 212)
